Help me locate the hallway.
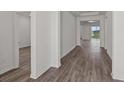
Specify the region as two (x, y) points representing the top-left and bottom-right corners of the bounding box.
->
(0, 40), (112, 82)
(29, 39), (112, 82)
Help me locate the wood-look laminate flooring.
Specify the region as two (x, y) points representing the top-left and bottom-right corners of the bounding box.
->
(0, 39), (114, 82)
(0, 47), (31, 82)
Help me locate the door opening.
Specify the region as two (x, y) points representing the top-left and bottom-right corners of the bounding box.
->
(80, 20), (101, 48)
(90, 21), (100, 47)
(15, 11), (31, 80)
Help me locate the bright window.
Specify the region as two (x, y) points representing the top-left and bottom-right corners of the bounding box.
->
(91, 26), (100, 32)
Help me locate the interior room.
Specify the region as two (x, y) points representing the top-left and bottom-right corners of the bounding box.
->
(16, 11), (31, 80)
(1, 1), (124, 93)
(0, 11), (122, 82)
(0, 11), (31, 81)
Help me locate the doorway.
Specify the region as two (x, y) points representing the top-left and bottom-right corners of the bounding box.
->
(90, 21), (100, 47)
(80, 20), (100, 48)
(15, 11), (31, 81)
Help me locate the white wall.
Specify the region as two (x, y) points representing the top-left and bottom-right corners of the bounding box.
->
(80, 24), (83, 39)
(36, 11), (51, 78)
(60, 12), (76, 57)
(99, 15), (105, 47)
(80, 23), (91, 40)
(31, 11), (51, 78)
(16, 13), (31, 48)
(50, 12), (60, 68)
(76, 17), (81, 46)
(31, 11), (60, 79)
(112, 11), (124, 80)
(0, 12), (16, 74)
(105, 12), (112, 58)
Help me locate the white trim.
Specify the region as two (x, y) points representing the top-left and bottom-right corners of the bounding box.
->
(0, 66), (16, 75)
(112, 12), (114, 81)
(50, 11), (61, 68)
(56, 11), (61, 68)
(61, 45), (76, 58)
(58, 11), (61, 68)
(14, 12), (19, 68)
(30, 70), (43, 79)
(30, 66), (50, 79)
(76, 17), (81, 46)
(30, 74), (37, 79)
(112, 75), (124, 81)
(30, 12), (37, 79)
(30, 73), (40, 80)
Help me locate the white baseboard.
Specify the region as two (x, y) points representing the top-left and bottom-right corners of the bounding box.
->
(30, 74), (37, 79)
(30, 71), (44, 79)
(0, 67), (12, 75)
(19, 41), (31, 48)
(30, 66), (50, 79)
(112, 73), (124, 81)
(51, 62), (61, 68)
(61, 45), (76, 58)
(0, 65), (18, 75)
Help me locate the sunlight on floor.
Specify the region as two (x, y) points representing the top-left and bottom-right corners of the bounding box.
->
(91, 38), (100, 53)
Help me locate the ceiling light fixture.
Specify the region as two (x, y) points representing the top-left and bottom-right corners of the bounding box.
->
(88, 21), (96, 23)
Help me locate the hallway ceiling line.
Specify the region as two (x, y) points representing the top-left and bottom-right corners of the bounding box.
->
(70, 11), (106, 17)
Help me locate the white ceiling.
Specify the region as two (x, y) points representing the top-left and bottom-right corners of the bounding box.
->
(16, 11), (31, 16)
(80, 21), (100, 26)
(70, 11), (106, 16)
